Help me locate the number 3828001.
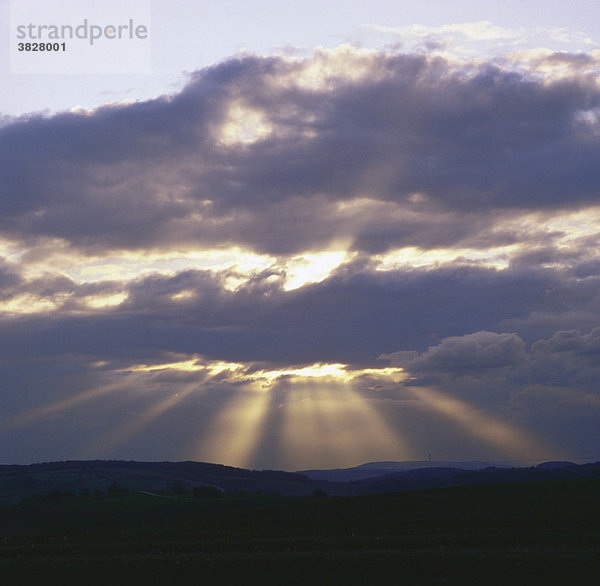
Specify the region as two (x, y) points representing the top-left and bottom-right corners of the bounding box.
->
(18, 42), (66, 51)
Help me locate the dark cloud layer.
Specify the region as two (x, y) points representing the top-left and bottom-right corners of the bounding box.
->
(2, 52), (600, 254)
(0, 262), (566, 369)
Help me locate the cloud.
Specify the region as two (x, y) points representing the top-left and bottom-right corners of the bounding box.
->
(1, 49), (600, 257)
(532, 327), (600, 355)
(0, 258), (22, 291)
(364, 21), (598, 59)
(0, 262), (564, 370)
(384, 324), (600, 393)
(386, 331), (528, 376)
(526, 328), (600, 387)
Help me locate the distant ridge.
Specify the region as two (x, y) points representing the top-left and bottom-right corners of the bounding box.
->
(300, 460), (600, 492)
(298, 460), (512, 482)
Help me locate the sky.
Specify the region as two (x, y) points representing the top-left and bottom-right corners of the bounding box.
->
(1, 0), (600, 470)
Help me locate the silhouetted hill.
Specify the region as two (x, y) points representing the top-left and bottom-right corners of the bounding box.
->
(347, 461), (600, 493)
(0, 460), (313, 506)
(1, 459), (599, 506)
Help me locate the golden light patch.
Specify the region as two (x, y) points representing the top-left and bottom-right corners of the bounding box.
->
(84, 292), (128, 309)
(544, 207), (600, 241)
(279, 45), (383, 91)
(190, 364), (410, 470)
(0, 293), (73, 315)
(219, 100), (273, 146)
(170, 289), (195, 301)
(282, 250), (350, 291)
(122, 358), (404, 387)
(255, 363), (350, 383)
(252, 362), (406, 385)
(20, 247), (276, 285)
(222, 274), (250, 292)
(375, 245), (515, 271)
(373, 205), (600, 272)
(355, 367), (406, 382)
(123, 358), (243, 375)
(0, 237), (25, 263)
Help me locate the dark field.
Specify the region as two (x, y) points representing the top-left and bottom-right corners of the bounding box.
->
(1, 478), (599, 584)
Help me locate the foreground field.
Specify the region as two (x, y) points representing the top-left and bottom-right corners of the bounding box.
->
(1, 478), (598, 584)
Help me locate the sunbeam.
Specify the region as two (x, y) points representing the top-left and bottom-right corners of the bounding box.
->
(405, 385), (564, 460)
(195, 382), (272, 468)
(280, 379), (410, 470)
(0, 379), (127, 435)
(89, 383), (200, 457)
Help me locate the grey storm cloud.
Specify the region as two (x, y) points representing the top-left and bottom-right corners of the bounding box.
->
(532, 327), (600, 355)
(525, 328), (600, 387)
(0, 262), (568, 369)
(1, 51), (600, 254)
(386, 331), (529, 375)
(383, 326), (600, 405)
(0, 267), (124, 312)
(0, 258), (22, 291)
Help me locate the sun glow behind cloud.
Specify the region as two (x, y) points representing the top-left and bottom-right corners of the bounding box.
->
(18, 247), (275, 284)
(282, 250), (351, 291)
(0, 294), (59, 315)
(374, 246), (515, 271)
(5, 200), (600, 315)
(4, 203), (600, 314)
(0, 245), (357, 316)
(122, 358), (405, 386)
(84, 292), (129, 309)
(219, 100), (273, 145)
